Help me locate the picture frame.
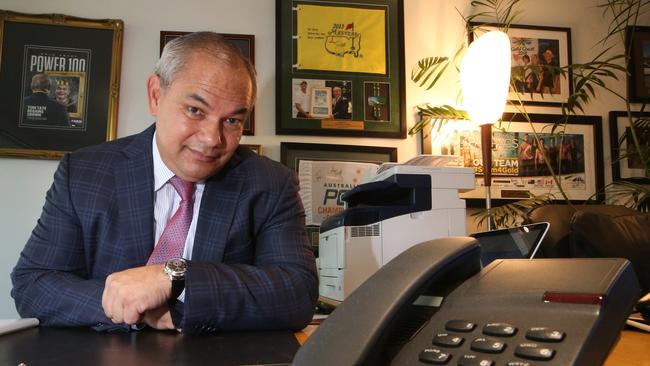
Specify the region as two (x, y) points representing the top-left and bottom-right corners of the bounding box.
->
(470, 22), (572, 107)
(0, 10), (123, 159)
(276, 0), (406, 138)
(609, 111), (650, 183)
(626, 26), (650, 103)
(242, 144), (261, 155)
(309, 87), (332, 118)
(159, 31), (256, 135)
(280, 142), (397, 172)
(281, 142), (397, 252)
(423, 113), (603, 207)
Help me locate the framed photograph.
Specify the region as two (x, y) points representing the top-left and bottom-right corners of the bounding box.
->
(470, 22), (572, 106)
(609, 111), (650, 183)
(424, 113), (603, 206)
(309, 87), (332, 118)
(280, 142), (397, 172)
(276, 0), (406, 138)
(0, 10), (123, 159)
(160, 31), (256, 135)
(626, 26), (650, 103)
(242, 144), (261, 155)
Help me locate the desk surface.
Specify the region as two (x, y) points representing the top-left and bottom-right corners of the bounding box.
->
(604, 329), (650, 366)
(1, 327), (300, 366)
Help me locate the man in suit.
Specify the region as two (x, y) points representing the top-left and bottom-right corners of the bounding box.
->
(22, 73), (70, 127)
(11, 32), (318, 333)
(331, 86), (351, 119)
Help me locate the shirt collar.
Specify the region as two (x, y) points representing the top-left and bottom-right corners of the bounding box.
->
(152, 131), (175, 192)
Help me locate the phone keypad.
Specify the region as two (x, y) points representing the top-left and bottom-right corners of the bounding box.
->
(525, 327), (565, 342)
(483, 323), (517, 337)
(418, 320), (562, 365)
(444, 320), (477, 332)
(457, 354), (494, 366)
(470, 337), (506, 353)
(514, 343), (556, 361)
(433, 333), (464, 347)
(419, 348), (452, 365)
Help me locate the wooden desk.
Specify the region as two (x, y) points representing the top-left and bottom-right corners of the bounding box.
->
(604, 330), (650, 366)
(296, 327), (649, 365)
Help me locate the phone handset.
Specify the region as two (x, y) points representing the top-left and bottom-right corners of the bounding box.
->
(294, 236), (481, 366)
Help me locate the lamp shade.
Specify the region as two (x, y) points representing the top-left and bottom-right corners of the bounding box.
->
(460, 30), (511, 125)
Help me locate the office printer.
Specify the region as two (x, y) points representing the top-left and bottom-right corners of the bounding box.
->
(318, 165), (474, 303)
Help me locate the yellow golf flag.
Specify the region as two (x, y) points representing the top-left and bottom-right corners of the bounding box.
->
(296, 4), (386, 74)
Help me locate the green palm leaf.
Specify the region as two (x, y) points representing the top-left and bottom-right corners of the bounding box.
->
(472, 194), (555, 229)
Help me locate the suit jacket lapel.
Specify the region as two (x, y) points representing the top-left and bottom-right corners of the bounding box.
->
(192, 150), (246, 262)
(114, 125), (156, 266)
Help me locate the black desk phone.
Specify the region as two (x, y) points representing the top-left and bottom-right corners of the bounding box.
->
(294, 237), (640, 365)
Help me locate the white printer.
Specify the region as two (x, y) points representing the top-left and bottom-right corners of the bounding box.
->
(318, 165), (475, 303)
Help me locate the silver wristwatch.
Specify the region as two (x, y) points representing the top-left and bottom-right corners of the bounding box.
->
(164, 258), (187, 298)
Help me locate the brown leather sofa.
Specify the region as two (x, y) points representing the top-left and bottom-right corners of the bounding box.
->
(525, 204), (650, 293)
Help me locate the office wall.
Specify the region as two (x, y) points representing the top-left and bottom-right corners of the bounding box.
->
(0, 0), (643, 318)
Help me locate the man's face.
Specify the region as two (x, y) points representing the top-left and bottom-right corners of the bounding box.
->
(544, 50), (554, 63)
(333, 88), (341, 99)
(300, 82), (307, 93)
(147, 51), (253, 182)
(56, 84), (69, 100)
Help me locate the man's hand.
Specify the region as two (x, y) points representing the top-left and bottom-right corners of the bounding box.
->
(102, 264), (170, 325)
(144, 306), (175, 330)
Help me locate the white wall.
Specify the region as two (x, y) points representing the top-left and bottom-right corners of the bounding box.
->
(0, 0), (643, 317)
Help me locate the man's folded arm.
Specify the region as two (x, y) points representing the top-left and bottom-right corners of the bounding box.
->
(179, 173), (318, 333)
(11, 155), (111, 327)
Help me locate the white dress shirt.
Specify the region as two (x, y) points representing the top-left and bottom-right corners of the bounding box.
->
(152, 133), (205, 301)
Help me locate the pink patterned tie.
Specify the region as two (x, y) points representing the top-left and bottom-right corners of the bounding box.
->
(147, 176), (195, 265)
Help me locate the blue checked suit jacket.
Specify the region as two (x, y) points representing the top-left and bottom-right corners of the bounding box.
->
(11, 125), (318, 333)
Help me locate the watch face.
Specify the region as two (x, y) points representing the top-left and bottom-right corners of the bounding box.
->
(167, 258), (185, 271)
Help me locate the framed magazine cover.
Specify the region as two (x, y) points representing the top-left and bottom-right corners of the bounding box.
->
(423, 113), (603, 207)
(470, 22), (572, 107)
(160, 31), (256, 135)
(276, 0), (406, 138)
(0, 10), (123, 159)
(609, 111), (650, 183)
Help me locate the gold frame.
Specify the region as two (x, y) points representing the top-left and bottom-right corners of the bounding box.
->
(0, 10), (123, 159)
(242, 144), (262, 155)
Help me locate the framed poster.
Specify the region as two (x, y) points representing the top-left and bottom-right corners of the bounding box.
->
(276, 0), (406, 138)
(609, 111), (650, 183)
(424, 113), (603, 206)
(0, 10), (123, 159)
(626, 26), (650, 103)
(281, 142), (397, 251)
(470, 22), (572, 107)
(159, 31), (256, 135)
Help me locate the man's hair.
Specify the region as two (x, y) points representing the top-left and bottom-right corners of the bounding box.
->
(31, 73), (50, 92)
(155, 31), (257, 106)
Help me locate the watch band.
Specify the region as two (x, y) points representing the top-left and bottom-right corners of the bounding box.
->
(170, 277), (185, 300)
